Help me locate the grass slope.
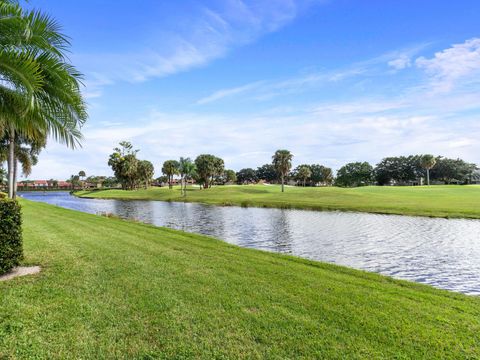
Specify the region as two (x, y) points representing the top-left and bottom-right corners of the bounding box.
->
(76, 184), (480, 219)
(0, 200), (479, 358)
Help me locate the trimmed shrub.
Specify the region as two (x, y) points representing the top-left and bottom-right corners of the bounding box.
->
(0, 199), (23, 275)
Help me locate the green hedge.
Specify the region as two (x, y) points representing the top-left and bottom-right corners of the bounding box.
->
(0, 199), (23, 275)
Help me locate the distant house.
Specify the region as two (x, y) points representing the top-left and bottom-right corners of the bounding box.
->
(17, 180), (74, 190)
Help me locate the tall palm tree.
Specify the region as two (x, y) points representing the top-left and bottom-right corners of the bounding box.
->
(272, 149), (293, 192)
(0, 1), (87, 198)
(421, 154), (436, 186)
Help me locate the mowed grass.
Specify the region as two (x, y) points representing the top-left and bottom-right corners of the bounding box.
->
(76, 184), (480, 219)
(0, 200), (480, 359)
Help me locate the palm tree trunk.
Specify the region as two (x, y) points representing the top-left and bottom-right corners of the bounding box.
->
(13, 158), (18, 199)
(281, 175), (284, 192)
(7, 130), (15, 199)
(426, 169), (430, 186)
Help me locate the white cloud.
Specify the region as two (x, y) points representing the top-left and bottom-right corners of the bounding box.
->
(416, 38), (480, 93)
(196, 81), (265, 104)
(195, 44), (429, 105)
(388, 55), (411, 70)
(24, 38), (480, 180)
(79, 0), (315, 97)
(27, 93), (480, 180)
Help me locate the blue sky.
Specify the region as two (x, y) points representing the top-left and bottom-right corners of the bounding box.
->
(26, 0), (480, 179)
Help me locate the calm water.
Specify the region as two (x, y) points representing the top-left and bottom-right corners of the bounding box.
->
(21, 191), (480, 295)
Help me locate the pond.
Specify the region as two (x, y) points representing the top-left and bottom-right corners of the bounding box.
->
(21, 191), (480, 295)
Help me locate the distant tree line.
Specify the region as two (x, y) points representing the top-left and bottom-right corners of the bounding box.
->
(80, 143), (478, 193)
(336, 155), (478, 187)
(236, 163), (333, 187)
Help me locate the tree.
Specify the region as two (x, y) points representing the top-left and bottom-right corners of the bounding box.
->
(256, 164), (277, 183)
(374, 156), (423, 185)
(1, 131), (45, 196)
(108, 142), (141, 190)
(78, 170), (86, 181)
(162, 160), (179, 189)
(236, 168), (257, 185)
(194, 154), (223, 189)
(1, 2), (87, 198)
(0, 167), (6, 187)
(272, 149), (293, 192)
(320, 166), (334, 186)
(335, 162), (373, 187)
(178, 157), (196, 196)
(420, 154), (436, 185)
(138, 160), (154, 189)
(295, 165), (312, 187)
(430, 157), (477, 184)
(67, 174), (81, 188)
(102, 177), (118, 188)
(224, 169), (237, 184)
(211, 156), (225, 187)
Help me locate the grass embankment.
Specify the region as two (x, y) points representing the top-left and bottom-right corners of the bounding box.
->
(76, 184), (480, 219)
(0, 200), (479, 358)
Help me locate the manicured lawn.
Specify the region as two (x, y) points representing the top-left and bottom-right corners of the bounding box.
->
(76, 184), (480, 219)
(0, 200), (479, 358)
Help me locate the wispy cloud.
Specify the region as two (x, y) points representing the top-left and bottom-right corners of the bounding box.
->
(195, 43), (429, 104)
(196, 81), (265, 104)
(28, 38), (480, 179)
(80, 0), (318, 97)
(388, 55), (411, 70)
(415, 38), (480, 93)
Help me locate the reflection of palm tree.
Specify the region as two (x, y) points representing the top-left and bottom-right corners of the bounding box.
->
(270, 210), (293, 254)
(1, 3), (87, 198)
(421, 155), (436, 185)
(273, 150), (293, 192)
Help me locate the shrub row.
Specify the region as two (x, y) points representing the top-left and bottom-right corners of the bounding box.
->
(0, 199), (23, 275)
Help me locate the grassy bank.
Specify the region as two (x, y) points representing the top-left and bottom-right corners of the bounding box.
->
(76, 184), (480, 219)
(0, 200), (479, 358)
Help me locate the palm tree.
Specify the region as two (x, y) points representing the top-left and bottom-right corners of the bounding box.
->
(78, 170), (86, 189)
(179, 157), (196, 196)
(272, 149), (293, 192)
(0, 131), (46, 197)
(0, 2), (87, 198)
(321, 167), (333, 186)
(162, 160), (180, 189)
(421, 154), (436, 186)
(297, 165), (311, 187)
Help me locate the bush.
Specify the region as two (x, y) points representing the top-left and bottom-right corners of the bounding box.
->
(0, 199), (23, 275)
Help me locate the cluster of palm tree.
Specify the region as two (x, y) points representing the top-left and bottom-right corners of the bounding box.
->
(161, 157), (197, 196)
(0, 1), (87, 198)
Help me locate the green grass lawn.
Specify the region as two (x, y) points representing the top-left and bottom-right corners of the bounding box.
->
(1, 200), (479, 358)
(76, 184), (480, 219)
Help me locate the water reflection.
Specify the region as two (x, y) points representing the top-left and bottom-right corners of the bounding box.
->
(21, 191), (480, 295)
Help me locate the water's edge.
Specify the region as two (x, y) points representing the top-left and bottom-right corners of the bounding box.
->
(22, 192), (480, 295)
